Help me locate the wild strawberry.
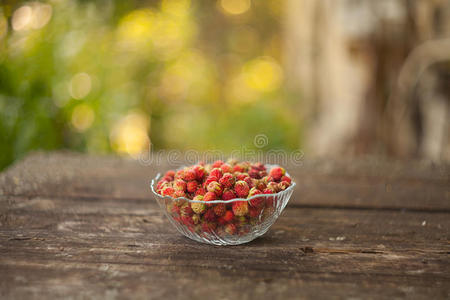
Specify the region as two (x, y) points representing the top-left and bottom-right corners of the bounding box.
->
(195, 187), (206, 196)
(243, 176), (254, 188)
(212, 160), (224, 168)
(279, 181), (290, 191)
(255, 180), (266, 191)
(252, 162), (265, 171)
(259, 170), (267, 178)
(207, 181), (223, 197)
(175, 169), (184, 180)
(220, 163), (233, 173)
(171, 204), (181, 215)
(281, 175), (291, 184)
(193, 165), (206, 181)
(180, 203), (193, 216)
(204, 209), (216, 222)
(233, 164), (245, 173)
(201, 222), (217, 233)
(173, 179), (187, 191)
(222, 188), (236, 200)
(203, 175), (218, 188)
(224, 223), (237, 235)
(248, 168), (260, 179)
(173, 190), (186, 198)
(269, 167), (285, 182)
(210, 168), (223, 180)
(186, 180), (198, 193)
(222, 210), (234, 222)
(235, 172), (247, 181)
(234, 180), (250, 198)
(267, 182), (280, 192)
(213, 203), (226, 216)
(162, 186), (175, 197)
(183, 169), (196, 181)
(219, 173), (235, 188)
(203, 191), (217, 202)
(232, 201), (249, 216)
(235, 215), (248, 226)
(164, 170), (175, 179)
(249, 206), (262, 218)
(263, 188), (274, 194)
(191, 195), (206, 214)
(248, 187), (264, 208)
(181, 215), (194, 226)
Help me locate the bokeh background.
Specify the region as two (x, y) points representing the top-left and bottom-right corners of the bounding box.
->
(1, 0), (449, 170)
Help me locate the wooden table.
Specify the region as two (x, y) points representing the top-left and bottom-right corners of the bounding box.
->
(1, 152), (449, 299)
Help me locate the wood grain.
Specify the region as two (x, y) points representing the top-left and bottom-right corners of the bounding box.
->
(0, 152), (449, 299)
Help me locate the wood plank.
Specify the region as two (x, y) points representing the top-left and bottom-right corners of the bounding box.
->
(0, 152), (448, 210)
(1, 194), (449, 298)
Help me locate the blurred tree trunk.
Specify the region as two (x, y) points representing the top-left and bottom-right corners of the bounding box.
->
(285, 0), (450, 161)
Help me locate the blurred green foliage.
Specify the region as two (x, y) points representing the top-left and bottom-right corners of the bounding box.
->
(0, 0), (300, 170)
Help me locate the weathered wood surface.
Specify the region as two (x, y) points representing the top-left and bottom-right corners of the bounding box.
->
(0, 152), (449, 299)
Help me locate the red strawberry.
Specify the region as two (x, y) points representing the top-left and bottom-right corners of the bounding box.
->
(269, 167), (285, 182)
(278, 180), (290, 191)
(235, 172), (247, 181)
(212, 160), (224, 168)
(171, 204), (181, 215)
(243, 176), (254, 188)
(234, 180), (250, 198)
(175, 169), (184, 180)
(195, 187), (206, 196)
(222, 210), (234, 222)
(219, 173), (235, 188)
(173, 179), (187, 191)
(173, 190), (186, 198)
(281, 175), (291, 184)
(181, 215), (194, 226)
(193, 165), (206, 181)
(186, 180), (198, 193)
(180, 203), (193, 216)
(183, 169), (197, 181)
(203, 175), (218, 188)
(209, 168), (223, 180)
(224, 223), (237, 235)
(203, 191), (217, 202)
(201, 222), (217, 233)
(248, 187), (264, 208)
(249, 206), (262, 218)
(232, 201), (249, 216)
(267, 182), (280, 192)
(252, 162), (265, 171)
(162, 186), (175, 197)
(207, 181), (223, 197)
(204, 209), (216, 222)
(220, 163), (233, 173)
(222, 189), (236, 200)
(213, 203), (226, 216)
(164, 170), (175, 179)
(248, 168), (260, 179)
(233, 164), (245, 173)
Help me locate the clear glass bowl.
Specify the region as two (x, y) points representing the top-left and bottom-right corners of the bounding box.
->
(150, 168), (295, 246)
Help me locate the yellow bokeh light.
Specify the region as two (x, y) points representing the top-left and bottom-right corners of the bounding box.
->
(110, 112), (150, 157)
(30, 3), (52, 30)
(69, 73), (92, 99)
(12, 5), (33, 31)
(243, 57), (283, 92)
(219, 0), (251, 15)
(11, 3), (52, 32)
(117, 9), (155, 47)
(71, 104), (95, 132)
(161, 0), (191, 17)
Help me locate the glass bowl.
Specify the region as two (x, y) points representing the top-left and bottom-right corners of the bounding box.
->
(150, 167), (295, 246)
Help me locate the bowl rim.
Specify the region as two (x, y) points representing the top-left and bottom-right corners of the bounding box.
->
(150, 164), (296, 204)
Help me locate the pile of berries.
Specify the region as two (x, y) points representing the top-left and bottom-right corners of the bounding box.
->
(155, 160), (292, 236)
